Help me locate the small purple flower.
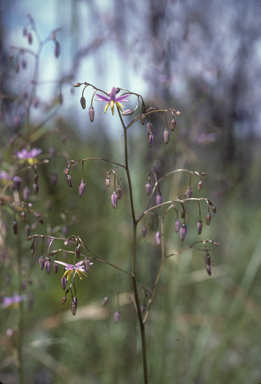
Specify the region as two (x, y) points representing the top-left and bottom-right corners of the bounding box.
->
(79, 180), (86, 197)
(16, 148), (42, 165)
(2, 293), (27, 308)
(54, 260), (93, 280)
(111, 191), (118, 209)
(0, 171), (22, 185)
(95, 86), (130, 115)
(156, 193), (162, 206)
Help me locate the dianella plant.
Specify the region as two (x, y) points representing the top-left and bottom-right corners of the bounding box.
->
(28, 83), (219, 383)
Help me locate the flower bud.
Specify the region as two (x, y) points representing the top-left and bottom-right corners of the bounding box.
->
(13, 221), (18, 235)
(61, 276), (67, 290)
(75, 246), (81, 258)
(39, 256), (45, 270)
(89, 107), (95, 122)
(62, 296), (66, 304)
(84, 257), (91, 272)
(64, 168), (70, 176)
(53, 262), (59, 273)
(141, 115), (145, 125)
(205, 253), (212, 266)
(21, 211), (26, 221)
(197, 220), (202, 235)
(155, 230), (161, 245)
(116, 185), (122, 199)
(198, 180), (203, 191)
(175, 219), (180, 232)
(147, 122), (152, 133)
(111, 191), (118, 209)
(145, 182), (151, 195)
(180, 224), (187, 241)
(212, 206), (217, 213)
(205, 264), (212, 276)
(106, 177), (110, 187)
(163, 129), (170, 144)
(71, 301), (77, 316)
(79, 180), (86, 197)
(66, 175), (73, 187)
(45, 258), (51, 274)
(102, 296), (109, 306)
(142, 225), (147, 237)
(206, 212), (211, 225)
(114, 310), (120, 323)
(186, 187), (192, 198)
(148, 132), (154, 148)
(55, 41), (60, 58)
(31, 244), (35, 255)
(171, 119), (176, 131)
(122, 109), (133, 115)
(74, 83), (81, 87)
(80, 96), (86, 109)
(156, 192), (162, 206)
(23, 186), (30, 200)
(33, 183), (39, 194)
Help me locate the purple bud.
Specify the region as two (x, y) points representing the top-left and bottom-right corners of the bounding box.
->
(51, 172), (57, 186)
(180, 224), (187, 241)
(39, 256), (45, 270)
(171, 119), (176, 131)
(31, 244), (35, 255)
(75, 246), (81, 258)
(148, 132), (154, 148)
(111, 191), (118, 209)
(13, 221), (18, 235)
(66, 175), (73, 187)
(212, 206), (217, 213)
(142, 225), (147, 237)
(45, 258), (51, 274)
(155, 230), (161, 245)
(84, 257), (91, 272)
(206, 212), (211, 225)
(114, 310), (120, 323)
(89, 107), (95, 122)
(71, 301), (77, 316)
(186, 187), (192, 198)
(116, 185), (122, 199)
(102, 296), (109, 306)
(141, 115), (145, 125)
(163, 129), (170, 144)
(145, 182), (151, 195)
(197, 220), (202, 235)
(147, 122), (152, 133)
(53, 263), (59, 273)
(33, 183), (39, 194)
(61, 276), (67, 290)
(205, 253), (212, 266)
(55, 41), (61, 58)
(106, 177), (110, 187)
(79, 180), (86, 197)
(175, 219), (180, 232)
(156, 192), (162, 206)
(122, 109), (133, 115)
(205, 264), (212, 276)
(198, 180), (203, 191)
(23, 186), (30, 200)
(80, 96), (86, 109)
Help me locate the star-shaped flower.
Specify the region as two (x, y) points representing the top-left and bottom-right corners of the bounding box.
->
(95, 86), (130, 115)
(1, 293), (27, 308)
(16, 148), (42, 165)
(54, 260), (92, 280)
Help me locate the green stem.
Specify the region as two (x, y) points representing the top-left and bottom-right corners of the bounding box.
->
(16, 233), (24, 384)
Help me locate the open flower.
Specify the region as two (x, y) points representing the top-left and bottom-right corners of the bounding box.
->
(16, 148), (42, 165)
(1, 294), (27, 309)
(54, 260), (92, 280)
(0, 171), (22, 184)
(95, 86), (130, 115)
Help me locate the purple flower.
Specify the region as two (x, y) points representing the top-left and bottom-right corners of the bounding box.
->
(95, 86), (130, 115)
(1, 293), (27, 308)
(0, 171), (22, 184)
(54, 260), (93, 280)
(16, 148), (42, 165)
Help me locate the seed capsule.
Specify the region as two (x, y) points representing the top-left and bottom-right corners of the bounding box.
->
(62, 296), (66, 305)
(75, 246), (81, 258)
(141, 115), (145, 125)
(71, 301), (77, 316)
(212, 206), (217, 213)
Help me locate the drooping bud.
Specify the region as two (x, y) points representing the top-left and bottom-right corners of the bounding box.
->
(21, 211), (26, 221)
(61, 276), (67, 290)
(171, 119), (176, 131)
(206, 212), (211, 225)
(79, 180), (86, 197)
(53, 262), (59, 273)
(148, 132), (154, 148)
(147, 122), (152, 133)
(80, 96), (86, 109)
(205, 264), (212, 276)
(155, 231), (161, 245)
(122, 109), (133, 115)
(39, 256), (45, 270)
(198, 180), (203, 191)
(156, 192), (162, 206)
(205, 253), (212, 266)
(23, 186), (30, 200)
(212, 206), (217, 213)
(111, 191), (118, 209)
(102, 296), (109, 306)
(106, 177), (110, 187)
(66, 175), (73, 187)
(142, 225), (147, 237)
(175, 219), (180, 232)
(89, 107), (95, 122)
(84, 257), (91, 272)
(33, 183), (39, 194)
(13, 221), (18, 235)
(144, 182), (151, 195)
(62, 296), (66, 305)
(55, 41), (61, 58)
(75, 246), (81, 258)
(180, 224), (187, 241)
(31, 244), (35, 255)
(141, 115), (145, 125)
(197, 220), (202, 235)
(186, 187), (192, 198)
(163, 128), (170, 144)
(114, 310), (120, 323)
(64, 167), (70, 176)
(74, 83), (81, 87)
(45, 258), (51, 274)
(71, 300), (77, 316)
(116, 185), (122, 199)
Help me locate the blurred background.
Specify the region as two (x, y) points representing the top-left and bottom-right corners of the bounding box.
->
(0, 0), (261, 383)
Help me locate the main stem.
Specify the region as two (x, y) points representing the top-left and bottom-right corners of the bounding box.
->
(119, 109), (148, 384)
